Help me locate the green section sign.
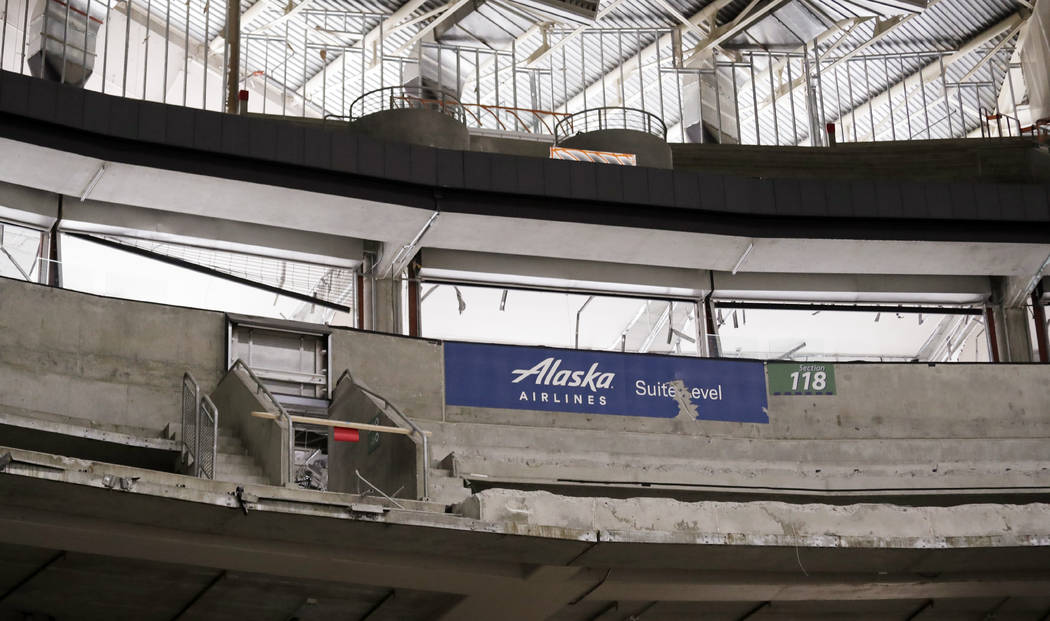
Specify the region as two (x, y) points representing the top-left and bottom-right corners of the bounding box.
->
(367, 414), (382, 454)
(767, 363), (836, 396)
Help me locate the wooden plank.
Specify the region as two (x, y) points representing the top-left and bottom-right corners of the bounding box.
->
(250, 411), (425, 436)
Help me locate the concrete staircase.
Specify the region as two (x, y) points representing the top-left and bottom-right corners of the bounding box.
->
(213, 430), (270, 486)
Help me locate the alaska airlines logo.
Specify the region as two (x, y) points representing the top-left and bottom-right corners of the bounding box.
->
(510, 357), (615, 392)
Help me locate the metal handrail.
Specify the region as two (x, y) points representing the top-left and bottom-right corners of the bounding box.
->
(553, 106), (668, 145)
(979, 106), (1050, 141)
(197, 394), (218, 479)
(181, 371), (217, 479)
(334, 369), (430, 501)
(181, 372), (199, 474)
(230, 358), (295, 486)
(348, 85), (465, 124)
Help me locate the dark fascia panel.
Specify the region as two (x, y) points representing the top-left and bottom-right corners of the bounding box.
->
(0, 70), (1048, 244)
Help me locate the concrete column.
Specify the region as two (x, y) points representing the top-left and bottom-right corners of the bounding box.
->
(371, 278), (404, 334)
(987, 276), (1035, 362)
(358, 242), (398, 334)
(1033, 286), (1049, 363)
(1002, 307), (1034, 362)
(703, 294), (720, 358)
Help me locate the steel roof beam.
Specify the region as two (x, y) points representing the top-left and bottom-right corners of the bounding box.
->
(832, 11), (1025, 142)
(392, 0), (472, 57)
(525, 0), (629, 68)
(682, 0), (794, 68)
(554, 0), (737, 115)
(296, 0), (432, 101)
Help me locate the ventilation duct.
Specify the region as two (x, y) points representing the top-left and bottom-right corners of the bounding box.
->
(27, 0), (106, 86)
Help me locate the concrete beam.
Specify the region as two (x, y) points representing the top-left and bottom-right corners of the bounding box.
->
(420, 248), (708, 297)
(438, 566), (593, 621)
(711, 272), (990, 304)
(63, 199), (363, 266)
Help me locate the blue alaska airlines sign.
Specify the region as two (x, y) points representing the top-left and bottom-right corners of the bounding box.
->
(444, 342), (768, 424)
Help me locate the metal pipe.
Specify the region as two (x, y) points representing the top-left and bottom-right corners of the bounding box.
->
(574, 295), (594, 349)
(355, 469), (406, 509)
(786, 55), (797, 143)
(901, 57), (912, 140)
(182, 0), (188, 106)
(731, 63), (741, 142)
(163, 0), (170, 102)
(813, 43), (827, 146)
(714, 301), (983, 315)
(65, 232), (351, 312)
(862, 56), (874, 140)
(767, 52), (778, 144)
(142, 0), (151, 99)
(845, 58), (856, 141)
(122, 0), (130, 97)
(883, 57), (895, 141)
(939, 55), (953, 137)
(60, 0), (70, 84)
(749, 53), (759, 145)
(1, 0), (11, 70)
(19, 0), (29, 74)
(714, 65), (723, 141)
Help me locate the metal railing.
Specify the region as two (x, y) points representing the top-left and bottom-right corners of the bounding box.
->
(460, 103), (570, 135)
(230, 358), (294, 485)
(334, 369), (430, 501)
(348, 85), (465, 124)
(554, 106), (667, 145)
(181, 372), (217, 479)
(979, 107), (1050, 141)
(0, 1), (1027, 148)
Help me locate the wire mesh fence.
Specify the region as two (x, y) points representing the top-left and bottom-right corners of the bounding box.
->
(197, 395), (217, 479)
(181, 373), (199, 474)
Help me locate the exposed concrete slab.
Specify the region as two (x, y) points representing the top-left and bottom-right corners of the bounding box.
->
(458, 489), (1050, 547)
(0, 410), (179, 471)
(0, 277), (225, 431)
(2, 446), (1050, 621)
(2, 133), (1049, 279)
(430, 360), (1050, 502)
(327, 378), (422, 500)
(330, 329), (445, 423)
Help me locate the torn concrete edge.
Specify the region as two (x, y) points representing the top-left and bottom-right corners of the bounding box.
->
(4, 445), (1050, 550)
(455, 489), (1050, 549)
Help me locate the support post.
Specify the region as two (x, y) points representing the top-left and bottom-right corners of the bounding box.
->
(1032, 285), (1048, 363)
(407, 251), (421, 337)
(225, 0), (241, 114)
(985, 306), (1001, 363)
(987, 276), (1035, 362)
(46, 196), (62, 287)
(703, 294), (720, 358)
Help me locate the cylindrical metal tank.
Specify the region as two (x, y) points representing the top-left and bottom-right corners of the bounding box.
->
(348, 86), (470, 151)
(555, 107), (673, 169)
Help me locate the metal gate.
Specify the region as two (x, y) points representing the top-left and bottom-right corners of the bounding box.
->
(227, 315), (331, 415)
